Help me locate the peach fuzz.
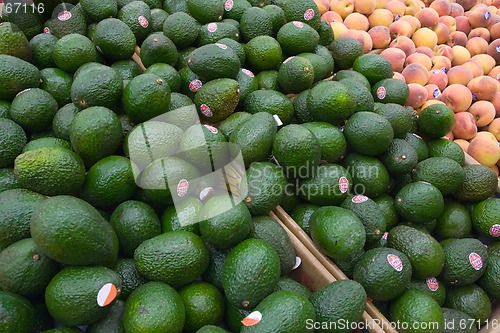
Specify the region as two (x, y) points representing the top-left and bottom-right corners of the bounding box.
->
(433, 23), (451, 45)
(488, 118), (500, 141)
(491, 22), (500, 40)
(375, 0), (391, 9)
(430, 0), (452, 16)
(415, 8), (440, 28)
(390, 35), (416, 57)
(385, 0), (407, 17)
(468, 28), (491, 43)
(427, 69), (448, 91)
(455, 16), (472, 34)
(359, 31), (374, 53)
(406, 83), (429, 109)
(431, 55), (452, 72)
(314, 0), (330, 15)
(468, 101), (496, 127)
(466, 37), (489, 57)
(462, 61), (484, 77)
(448, 31), (468, 47)
(438, 16), (457, 33)
(330, 0), (354, 19)
(344, 12), (370, 30)
(488, 66), (500, 81)
(389, 19), (413, 38)
(368, 9), (395, 28)
(440, 84), (473, 113)
(486, 39), (500, 65)
(353, 0), (376, 15)
(399, 15), (421, 32)
(467, 137), (500, 166)
(452, 111), (478, 140)
(454, 139), (470, 152)
(412, 27), (438, 49)
(403, 0), (425, 16)
(451, 45), (471, 66)
(467, 75), (499, 101)
(424, 84), (442, 101)
(330, 22), (349, 40)
(415, 46), (434, 58)
(406, 52), (432, 70)
(471, 54), (496, 75)
(380, 48), (407, 72)
(402, 63), (430, 85)
(368, 26), (391, 49)
(447, 65), (474, 85)
(434, 45), (454, 62)
(321, 11), (343, 23)
(449, 2), (465, 18)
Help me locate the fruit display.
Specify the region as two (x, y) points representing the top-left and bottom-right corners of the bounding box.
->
(0, 0), (500, 332)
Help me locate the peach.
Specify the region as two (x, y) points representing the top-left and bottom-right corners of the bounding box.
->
(406, 52), (432, 70)
(393, 71), (406, 82)
(438, 15), (457, 32)
(456, 0), (480, 11)
(427, 68), (449, 91)
(399, 15), (421, 32)
(339, 29), (365, 45)
(330, 0), (355, 19)
(321, 11), (343, 23)
(468, 27), (491, 42)
(434, 44), (454, 62)
(471, 54), (496, 74)
(415, 46), (435, 58)
(421, 99), (446, 112)
(344, 12), (370, 30)
(455, 16), (472, 34)
(450, 3), (465, 18)
(468, 101), (496, 127)
(390, 35), (416, 57)
(354, 0), (376, 15)
(314, 0), (331, 15)
(368, 26), (391, 49)
(359, 30), (374, 53)
(385, 0), (407, 17)
(425, 83), (442, 100)
(487, 39), (500, 65)
(488, 65), (500, 81)
(403, 0), (424, 16)
(491, 92), (500, 117)
(389, 19), (414, 38)
(467, 137), (500, 166)
(375, 0), (391, 9)
(380, 48), (407, 72)
(447, 65), (474, 85)
(412, 27), (438, 49)
(430, 0), (452, 16)
(467, 75), (499, 101)
(431, 55), (452, 72)
(489, 164), (499, 177)
(433, 23), (451, 45)
(488, 6), (499, 16)
(330, 22), (349, 40)
(445, 132), (455, 141)
(415, 8), (440, 28)
(454, 139), (471, 152)
(468, 5), (493, 28)
(406, 83), (428, 108)
(452, 111), (478, 140)
(491, 22), (500, 40)
(466, 37), (489, 57)
(368, 9), (395, 28)
(402, 63), (430, 85)
(448, 31), (468, 47)
(463, 61), (484, 77)
(488, 118), (500, 140)
(451, 45), (471, 66)
(440, 84), (473, 113)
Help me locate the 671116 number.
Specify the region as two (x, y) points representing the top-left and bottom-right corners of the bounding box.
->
(4, 2), (44, 14)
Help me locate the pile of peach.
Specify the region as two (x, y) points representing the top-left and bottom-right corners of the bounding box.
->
(316, 0), (500, 174)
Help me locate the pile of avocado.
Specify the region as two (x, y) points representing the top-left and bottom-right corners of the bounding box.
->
(1, 0), (500, 332)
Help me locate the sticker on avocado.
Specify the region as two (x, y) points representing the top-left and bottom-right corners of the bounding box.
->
(292, 21), (304, 28)
(207, 23), (218, 32)
(469, 252), (483, 270)
(224, 0), (233, 11)
(58, 11), (72, 21)
(426, 277), (439, 291)
(16, 88), (31, 97)
(96, 45), (103, 54)
(204, 124), (218, 134)
(433, 88), (441, 99)
(216, 43), (227, 50)
(189, 79), (202, 92)
(200, 104), (213, 117)
(339, 177), (349, 193)
(273, 115), (283, 126)
(304, 9), (315, 21)
(242, 311), (262, 327)
(376, 87), (386, 100)
(283, 56), (294, 63)
(138, 16), (149, 28)
(97, 283), (118, 307)
(43, 27), (51, 34)
(293, 256), (301, 270)
(382, 232), (388, 240)
(199, 187), (213, 200)
(177, 179), (189, 197)
(242, 69), (254, 77)
(352, 195), (368, 203)
(387, 254), (403, 272)
(490, 224), (500, 237)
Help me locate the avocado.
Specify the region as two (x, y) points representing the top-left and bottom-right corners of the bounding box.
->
(188, 43), (241, 82)
(244, 162), (286, 215)
(194, 78), (240, 123)
(0, 54), (40, 100)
